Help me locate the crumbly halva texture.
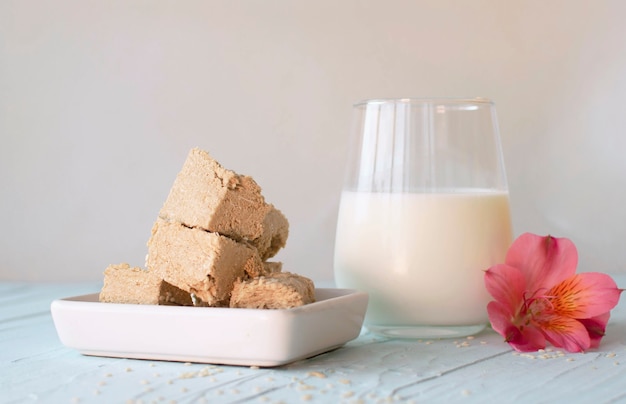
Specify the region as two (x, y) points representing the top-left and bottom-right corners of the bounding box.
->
(230, 272), (315, 309)
(262, 261), (283, 274)
(254, 207), (289, 260)
(146, 218), (267, 306)
(99, 263), (193, 306)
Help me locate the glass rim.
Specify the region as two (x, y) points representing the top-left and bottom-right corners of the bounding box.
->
(353, 97), (494, 107)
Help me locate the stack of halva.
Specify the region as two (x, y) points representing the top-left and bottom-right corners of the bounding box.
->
(99, 148), (315, 309)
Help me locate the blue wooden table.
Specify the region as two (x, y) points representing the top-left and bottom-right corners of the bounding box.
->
(2, 276), (625, 404)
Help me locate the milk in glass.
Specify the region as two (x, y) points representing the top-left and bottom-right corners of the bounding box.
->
(334, 190), (512, 327)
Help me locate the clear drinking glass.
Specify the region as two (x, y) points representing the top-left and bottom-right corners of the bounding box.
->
(333, 98), (513, 338)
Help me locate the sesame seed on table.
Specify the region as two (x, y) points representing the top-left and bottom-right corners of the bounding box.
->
(1, 277), (625, 404)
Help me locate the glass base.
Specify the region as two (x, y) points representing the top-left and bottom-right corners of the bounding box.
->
(367, 323), (486, 339)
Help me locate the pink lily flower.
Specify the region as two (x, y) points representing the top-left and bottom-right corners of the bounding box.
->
(484, 233), (623, 352)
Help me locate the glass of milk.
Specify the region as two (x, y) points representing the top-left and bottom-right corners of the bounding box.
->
(333, 98), (512, 338)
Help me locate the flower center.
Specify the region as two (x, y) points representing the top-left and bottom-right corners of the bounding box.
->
(516, 289), (555, 326)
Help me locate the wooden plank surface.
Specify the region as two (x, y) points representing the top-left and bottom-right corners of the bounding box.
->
(1, 277), (625, 404)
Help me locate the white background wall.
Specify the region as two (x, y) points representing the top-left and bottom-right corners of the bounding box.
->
(2, 0), (625, 282)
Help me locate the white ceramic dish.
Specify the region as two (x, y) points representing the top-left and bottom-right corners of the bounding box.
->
(51, 288), (368, 367)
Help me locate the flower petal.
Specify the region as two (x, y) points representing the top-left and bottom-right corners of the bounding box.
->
(486, 301), (514, 337)
(507, 326), (546, 352)
(505, 233), (578, 291)
(487, 301), (546, 352)
(579, 312), (610, 349)
(538, 315), (590, 353)
(548, 273), (622, 319)
(484, 264), (526, 310)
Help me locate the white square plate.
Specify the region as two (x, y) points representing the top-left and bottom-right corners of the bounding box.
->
(51, 288), (368, 367)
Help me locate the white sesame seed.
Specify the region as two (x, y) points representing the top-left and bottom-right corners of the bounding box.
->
(338, 379), (351, 385)
(198, 368), (210, 377)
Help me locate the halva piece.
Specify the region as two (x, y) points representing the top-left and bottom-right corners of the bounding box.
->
(159, 148), (269, 241)
(146, 218), (266, 306)
(158, 148), (289, 259)
(99, 263), (193, 306)
(230, 272), (315, 309)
